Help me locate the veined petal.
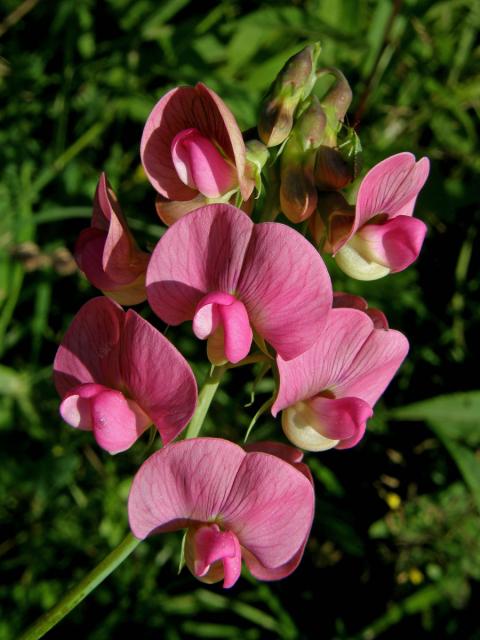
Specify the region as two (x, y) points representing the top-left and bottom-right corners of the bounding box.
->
(128, 439), (247, 539)
(356, 215), (427, 273)
(238, 221), (332, 360)
(120, 310), (197, 445)
(353, 153), (429, 233)
(141, 84), (253, 201)
(334, 326), (409, 407)
(272, 308), (374, 415)
(147, 204), (253, 325)
(155, 193), (208, 226)
(53, 297), (124, 397)
(221, 451), (314, 570)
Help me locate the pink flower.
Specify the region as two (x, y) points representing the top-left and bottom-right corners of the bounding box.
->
(75, 173), (150, 305)
(53, 297), (197, 454)
(332, 153), (430, 280)
(272, 306), (409, 451)
(128, 438), (314, 587)
(146, 203), (332, 364)
(141, 84), (254, 223)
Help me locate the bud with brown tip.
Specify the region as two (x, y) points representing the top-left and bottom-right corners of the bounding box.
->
(258, 44), (321, 147)
(279, 97), (326, 223)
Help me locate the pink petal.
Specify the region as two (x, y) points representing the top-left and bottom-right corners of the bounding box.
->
(147, 204), (254, 325)
(220, 451), (314, 570)
(193, 292), (252, 363)
(171, 128), (237, 198)
(308, 395), (372, 447)
(90, 389), (151, 454)
(128, 439), (247, 539)
(120, 310), (197, 445)
(141, 84), (253, 201)
(272, 308), (374, 415)
(53, 297), (124, 397)
(190, 524), (242, 588)
(353, 153), (430, 234)
(356, 215), (427, 272)
(75, 174), (149, 303)
(334, 325), (409, 407)
(59, 383), (107, 430)
(237, 221), (332, 360)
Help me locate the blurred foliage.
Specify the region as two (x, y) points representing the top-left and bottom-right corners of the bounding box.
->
(0, 0), (479, 638)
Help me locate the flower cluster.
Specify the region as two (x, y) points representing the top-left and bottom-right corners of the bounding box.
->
(55, 43), (429, 588)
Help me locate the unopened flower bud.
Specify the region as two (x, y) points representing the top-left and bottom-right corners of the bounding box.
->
(258, 43), (321, 147)
(315, 146), (353, 190)
(279, 98), (326, 223)
(310, 191), (355, 253)
(318, 67), (352, 122)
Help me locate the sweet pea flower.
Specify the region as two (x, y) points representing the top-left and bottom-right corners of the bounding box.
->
(53, 297), (197, 454)
(75, 173), (150, 305)
(314, 153), (429, 280)
(141, 83), (254, 224)
(272, 306), (409, 451)
(146, 203), (332, 365)
(128, 438), (314, 587)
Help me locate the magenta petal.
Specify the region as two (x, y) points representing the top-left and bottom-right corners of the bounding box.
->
(219, 298), (252, 363)
(193, 525), (242, 588)
(272, 308), (374, 415)
(357, 216), (427, 272)
(147, 204), (254, 325)
(54, 297), (124, 397)
(221, 451), (314, 570)
(120, 310), (197, 445)
(171, 128), (236, 198)
(334, 325), (409, 407)
(238, 222), (332, 360)
(353, 153), (430, 233)
(75, 228), (118, 291)
(90, 389), (151, 454)
(141, 84), (253, 201)
(59, 383), (108, 430)
(308, 396), (372, 446)
(128, 439), (247, 539)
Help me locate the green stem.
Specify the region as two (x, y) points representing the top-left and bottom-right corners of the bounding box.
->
(20, 362), (231, 637)
(185, 365), (228, 439)
(19, 533), (140, 640)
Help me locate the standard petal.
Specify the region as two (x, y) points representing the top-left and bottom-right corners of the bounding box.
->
(128, 439), (247, 539)
(147, 204), (253, 325)
(272, 308), (374, 415)
(53, 297), (124, 397)
(356, 215), (427, 273)
(220, 451), (314, 570)
(353, 153), (430, 233)
(120, 310), (197, 445)
(141, 84), (253, 201)
(334, 326), (409, 407)
(237, 222), (332, 360)
(90, 389), (151, 454)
